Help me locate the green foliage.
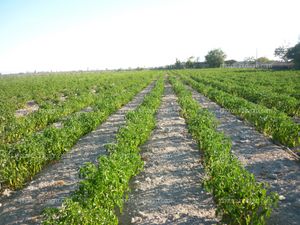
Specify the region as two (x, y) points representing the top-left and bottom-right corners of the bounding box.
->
(274, 46), (288, 62)
(205, 49), (226, 68)
(257, 57), (271, 64)
(0, 71), (160, 190)
(185, 56), (195, 68)
(274, 42), (300, 68)
(189, 73), (300, 117)
(286, 42), (300, 69)
(174, 58), (184, 69)
(170, 76), (278, 225)
(43, 77), (164, 224)
(244, 57), (256, 65)
(177, 70), (300, 148)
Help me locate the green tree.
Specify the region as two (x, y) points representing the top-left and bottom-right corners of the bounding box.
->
(286, 42), (300, 69)
(274, 46), (288, 62)
(174, 58), (183, 69)
(205, 49), (226, 68)
(244, 57), (256, 65)
(185, 56), (195, 68)
(257, 57), (271, 63)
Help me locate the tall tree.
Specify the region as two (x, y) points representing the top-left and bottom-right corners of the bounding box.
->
(205, 49), (226, 68)
(257, 57), (271, 63)
(174, 58), (183, 69)
(286, 42), (300, 69)
(274, 46), (288, 62)
(244, 57), (256, 65)
(185, 56), (195, 68)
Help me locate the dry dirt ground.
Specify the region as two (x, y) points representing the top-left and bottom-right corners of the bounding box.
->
(190, 88), (300, 225)
(15, 100), (39, 118)
(119, 83), (219, 225)
(0, 82), (155, 225)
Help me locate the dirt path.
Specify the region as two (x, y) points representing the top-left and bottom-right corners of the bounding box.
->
(292, 116), (300, 125)
(190, 88), (300, 225)
(0, 82), (155, 225)
(119, 83), (218, 225)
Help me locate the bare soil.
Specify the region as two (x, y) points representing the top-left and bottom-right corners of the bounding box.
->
(0, 82), (155, 225)
(79, 106), (93, 113)
(119, 83), (218, 225)
(15, 100), (39, 118)
(190, 89), (300, 225)
(292, 116), (300, 125)
(59, 95), (68, 102)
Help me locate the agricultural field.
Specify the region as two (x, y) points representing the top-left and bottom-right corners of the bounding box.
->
(0, 69), (299, 225)
(0, 71), (159, 189)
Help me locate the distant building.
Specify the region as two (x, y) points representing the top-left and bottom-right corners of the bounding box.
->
(224, 61), (294, 70)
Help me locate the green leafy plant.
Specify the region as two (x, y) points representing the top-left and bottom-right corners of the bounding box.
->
(179, 74), (299, 147)
(170, 76), (278, 225)
(43, 77), (164, 224)
(0, 71), (160, 190)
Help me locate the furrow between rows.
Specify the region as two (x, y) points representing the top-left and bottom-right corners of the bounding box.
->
(119, 82), (218, 224)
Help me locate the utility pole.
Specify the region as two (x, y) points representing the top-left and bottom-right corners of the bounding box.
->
(255, 48), (258, 68)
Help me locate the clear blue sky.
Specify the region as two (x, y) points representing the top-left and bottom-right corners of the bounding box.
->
(1, 0), (299, 74)
(0, 0), (128, 55)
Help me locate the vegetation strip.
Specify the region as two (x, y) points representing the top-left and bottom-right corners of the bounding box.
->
(189, 85), (300, 225)
(211, 70), (300, 100)
(175, 69), (300, 101)
(0, 71), (158, 145)
(0, 81), (156, 225)
(2, 78), (103, 145)
(189, 73), (299, 117)
(43, 77), (164, 224)
(1, 72), (119, 139)
(119, 82), (218, 224)
(180, 75), (300, 148)
(170, 77), (278, 225)
(0, 73), (157, 190)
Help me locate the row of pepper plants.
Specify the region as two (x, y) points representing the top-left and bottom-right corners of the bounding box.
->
(179, 75), (300, 148)
(0, 71), (156, 145)
(228, 70), (300, 100)
(0, 72), (110, 133)
(0, 71), (159, 190)
(185, 72), (300, 117)
(170, 76), (278, 225)
(43, 77), (164, 224)
(192, 69), (300, 100)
